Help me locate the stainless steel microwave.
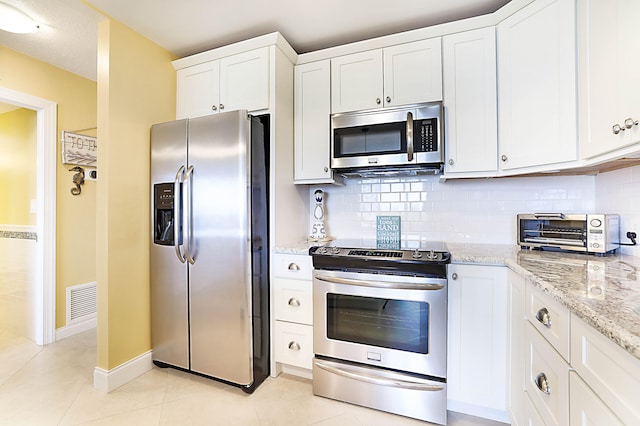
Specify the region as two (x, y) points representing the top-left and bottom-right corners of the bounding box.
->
(330, 102), (444, 175)
(517, 213), (620, 254)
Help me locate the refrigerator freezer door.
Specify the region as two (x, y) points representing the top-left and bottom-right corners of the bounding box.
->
(188, 111), (254, 385)
(150, 119), (190, 370)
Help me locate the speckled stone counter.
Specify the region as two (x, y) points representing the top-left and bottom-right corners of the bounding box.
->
(275, 241), (640, 361)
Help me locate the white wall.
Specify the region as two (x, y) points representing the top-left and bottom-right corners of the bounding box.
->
(313, 174), (596, 245)
(595, 166), (640, 256)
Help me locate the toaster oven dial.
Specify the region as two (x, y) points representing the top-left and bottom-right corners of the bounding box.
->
(590, 218), (602, 227)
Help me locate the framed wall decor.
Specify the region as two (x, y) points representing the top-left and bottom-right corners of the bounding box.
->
(61, 131), (97, 166)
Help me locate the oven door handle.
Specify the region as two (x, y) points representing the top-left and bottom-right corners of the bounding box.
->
(315, 360), (445, 391)
(314, 274), (445, 290)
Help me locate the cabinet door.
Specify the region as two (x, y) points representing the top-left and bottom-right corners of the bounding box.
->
(443, 27), (497, 175)
(497, 0), (577, 171)
(219, 47), (269, 113)
(569, 372), (623, 426)
(447, 264), (509, 422)
(579, 0), (640, 159)
(294, 60), (335, 183)
(383, 38), (442, 107)
(331, 50), (383, 113)
(508, 269), (526, 426)
(176, 60), (220, 119)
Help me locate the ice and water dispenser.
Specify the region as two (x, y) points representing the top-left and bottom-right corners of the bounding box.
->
(153, 183), (180, 246)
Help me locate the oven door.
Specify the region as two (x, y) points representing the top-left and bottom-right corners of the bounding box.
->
(313, 269), (447, 378)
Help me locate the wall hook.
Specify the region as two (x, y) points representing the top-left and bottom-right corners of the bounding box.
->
(70, 166), (85, 196)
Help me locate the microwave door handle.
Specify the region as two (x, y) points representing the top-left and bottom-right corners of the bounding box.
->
(533, 213), (566, 219)
(406, 111), (414, 162)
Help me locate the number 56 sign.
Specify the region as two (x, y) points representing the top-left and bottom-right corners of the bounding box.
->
(61, 131), (97, 166)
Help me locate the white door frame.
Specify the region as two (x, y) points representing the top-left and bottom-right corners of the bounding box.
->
(0, 87), (57, 345)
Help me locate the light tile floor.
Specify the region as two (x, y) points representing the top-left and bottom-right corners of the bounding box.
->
(0, 329), (507, 426)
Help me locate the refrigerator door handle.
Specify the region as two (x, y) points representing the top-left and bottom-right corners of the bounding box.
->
(183, 165), (195, 265)
(174, 166), (187, 263)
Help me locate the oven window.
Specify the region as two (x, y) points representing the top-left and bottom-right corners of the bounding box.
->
(333, 122), (406, 157)
(326, 293), (429, 354)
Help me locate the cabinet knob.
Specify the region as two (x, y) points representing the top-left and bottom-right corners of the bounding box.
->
(219, 104), (225, 110)
(324, 167), (329, 173)
(535, 372), (551, 395)
(624, 118), (639, 129)
(501, 154), (508, 162)
(376, 98), (381, 105)
(287, 262), (300, 271)
(211, 105), (217, 111)
(448, 159), (454, 166)
(451, 273), (458, 280)
(613, 123), (624, 135)
(386, 96), (391, 103)
(536, 307), (552, 328)
(287, 298), (301, 307)
(288, 341), (301, 351)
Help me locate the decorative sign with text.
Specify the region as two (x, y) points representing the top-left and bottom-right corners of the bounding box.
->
(61, 131), (97, 166)
(376, 215), (401, 249)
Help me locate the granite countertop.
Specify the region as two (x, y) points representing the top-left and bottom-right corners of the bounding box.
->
(275, 241), (640, 361)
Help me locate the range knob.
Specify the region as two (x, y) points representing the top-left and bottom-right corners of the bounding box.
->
(412, 249), (423, 259)
(426, 250), (439, 260)
(316, 247), (328, 254)
(330, 247), (341, 255)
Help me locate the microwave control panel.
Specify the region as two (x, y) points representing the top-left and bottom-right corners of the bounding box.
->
(417, 119), (437, 152)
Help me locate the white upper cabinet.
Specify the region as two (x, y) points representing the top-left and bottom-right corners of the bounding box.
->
(176, 47), (269, 119)
(176, 61), (220, 119)
(331, 38), (442, 113)
(383, 38), (443, 107)
(443, 27), (498, 175)
(578, 0), (640, 159)
(497, 0), (577, 171)
(294, 60), (337, 184)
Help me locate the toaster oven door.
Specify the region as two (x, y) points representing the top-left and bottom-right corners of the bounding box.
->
(518, 213), (588, 251)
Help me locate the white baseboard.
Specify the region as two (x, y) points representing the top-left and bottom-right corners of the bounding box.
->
(93, 350), (153, 393)
(55, 317), (96, 341)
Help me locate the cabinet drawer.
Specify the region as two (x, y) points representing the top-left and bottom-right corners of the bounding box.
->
(526, 285), (570, 361)
(273, 278), (313, 325)
(570, 314), (640, 424)
(273, 254), (313, 280)
(274, 321), (313, 370)
(524, 392), (546, 426)
(569, 371), (623, 426)
(525, 323), (569, 426)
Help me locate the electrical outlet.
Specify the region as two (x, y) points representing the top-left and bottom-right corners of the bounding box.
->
(85, 169), (97, 181)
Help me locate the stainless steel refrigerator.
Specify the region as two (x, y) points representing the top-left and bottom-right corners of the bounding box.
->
(150, 110), (269, 393)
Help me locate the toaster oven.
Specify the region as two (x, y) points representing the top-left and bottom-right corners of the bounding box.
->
(517, 213), (619, 254)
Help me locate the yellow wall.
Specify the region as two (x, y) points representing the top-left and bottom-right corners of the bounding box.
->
(0, 108), (37, 225)
(96, 19), (175, 369)
(0, 47), (97, 328)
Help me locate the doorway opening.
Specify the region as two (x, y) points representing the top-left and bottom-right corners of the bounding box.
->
(0, 87), (57, 345)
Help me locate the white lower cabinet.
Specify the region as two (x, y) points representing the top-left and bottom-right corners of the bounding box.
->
(525, 322), (569, 426)
(447, 264), (509, 422)
(570, 372), (622, 426)
(272, 254), (314, 377)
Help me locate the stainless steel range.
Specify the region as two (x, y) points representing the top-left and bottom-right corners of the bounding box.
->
(310, 244), (450, 425)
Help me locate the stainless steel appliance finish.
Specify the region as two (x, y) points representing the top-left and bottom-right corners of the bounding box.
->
(517, 213), (619, 254)
(330, 102), (444, 176)
(310, 245), (450, 425)
(150, 110), (269, 393)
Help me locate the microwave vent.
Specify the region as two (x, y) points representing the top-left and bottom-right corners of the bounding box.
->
(338, 164), (443, 179)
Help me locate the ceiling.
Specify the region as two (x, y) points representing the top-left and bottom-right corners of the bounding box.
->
(1, 0), (511, 82)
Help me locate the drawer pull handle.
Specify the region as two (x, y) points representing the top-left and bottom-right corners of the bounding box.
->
(288, 341), (301, 351)
(287, 263), (300, 271)
(288, 298), (301, 307)
(536, 307), (552, 328)
(535, 372), (551, 395)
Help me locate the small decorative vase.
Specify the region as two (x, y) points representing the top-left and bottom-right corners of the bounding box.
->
(310, 189), (327, 239)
